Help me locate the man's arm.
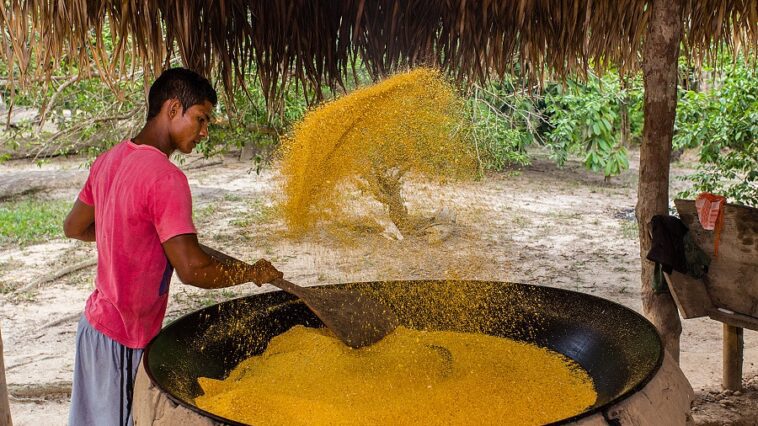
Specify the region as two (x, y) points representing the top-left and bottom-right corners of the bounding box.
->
(162, 234), (282, 289)
(63, 200), (96, 242)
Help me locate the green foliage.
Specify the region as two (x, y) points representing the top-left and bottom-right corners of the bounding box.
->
(0, 21), (146, 159)
(192, 62), (372, 163)
(625, 79), (646, 143)
(199, 77), (313, 161)
(2, 58), (359, 169)
(0, 199), (70, 245)
(674, 55), (757, 206)
(468, 80), (542, 171)
(4, 37), (754, 201)
(1, 70), (309, 164)
(543, 74), (633, 178)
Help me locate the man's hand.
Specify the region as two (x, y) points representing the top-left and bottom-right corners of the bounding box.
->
(249, 259), (284, 286)
(199, 244), (282, 286)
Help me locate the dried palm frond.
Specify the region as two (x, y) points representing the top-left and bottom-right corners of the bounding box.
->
(0, 0), (755, 108)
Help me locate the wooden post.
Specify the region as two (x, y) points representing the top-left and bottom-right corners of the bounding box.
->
(636, 0), (685, 362)
(0, 325), (12, 426)
(722, 324), (744, 391)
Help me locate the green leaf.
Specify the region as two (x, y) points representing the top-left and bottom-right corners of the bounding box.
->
(601, 118), (612, 132)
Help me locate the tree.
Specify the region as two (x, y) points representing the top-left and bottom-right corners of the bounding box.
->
(543, 75), (630, 180)
(675, 55), (757, 207)
(636, 0), (684, 361)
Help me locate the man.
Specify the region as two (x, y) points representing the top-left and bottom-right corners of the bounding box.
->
(63, 68), (283, 425)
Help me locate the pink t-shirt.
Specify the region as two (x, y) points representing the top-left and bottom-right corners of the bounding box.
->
(79, 140), (196, 348)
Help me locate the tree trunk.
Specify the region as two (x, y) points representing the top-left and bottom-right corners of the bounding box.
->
(0, 325), (12, 426)
(637, 0), (684, 362)
(368, 168), (410, 233)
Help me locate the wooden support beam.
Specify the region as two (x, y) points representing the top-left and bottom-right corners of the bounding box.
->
(0, 326), (12, 426)
(722, 324), (744, 391)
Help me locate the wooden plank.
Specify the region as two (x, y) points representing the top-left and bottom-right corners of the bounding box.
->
(675, 200), (758, 317)
(722, 324), (744, 391)
(664, 271), (712, 318)
(0, 326), (12, 426)
(704, 260), (758, 316)
(708, 308), (758, 332)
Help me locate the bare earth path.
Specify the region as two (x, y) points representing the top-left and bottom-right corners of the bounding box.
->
(1, 149), (756, 425)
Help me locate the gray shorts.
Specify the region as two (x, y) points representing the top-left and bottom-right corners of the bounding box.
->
(68, 316), (144, 426)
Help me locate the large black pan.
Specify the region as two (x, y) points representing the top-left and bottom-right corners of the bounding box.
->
(143, 281), (663, 425)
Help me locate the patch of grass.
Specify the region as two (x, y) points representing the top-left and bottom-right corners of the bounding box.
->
(211, 233), (235, 243)
(511, 215), (532, 227)
(220, 289), (237, 299)
(0, 279), (12, 294)
(0, 258), (22, 275)
(194, 203), (220, 222)
(620, 220), (639, 240)
(230, 217), (253, 228)
(0, 199), (70, 245)
(231, 199), (277, 228)
(549, 211), (582, 221)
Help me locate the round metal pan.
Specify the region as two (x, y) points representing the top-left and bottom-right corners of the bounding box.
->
(143, 281), (663, 425)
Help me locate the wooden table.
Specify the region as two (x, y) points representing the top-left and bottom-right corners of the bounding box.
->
(665, 200), (758, 390)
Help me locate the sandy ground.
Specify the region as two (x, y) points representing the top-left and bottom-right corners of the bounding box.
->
(1, 148), (756, 425)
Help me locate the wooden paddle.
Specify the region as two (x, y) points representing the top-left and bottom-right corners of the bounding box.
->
(270, 278), (399, 348)
(200, 244), (399, 348)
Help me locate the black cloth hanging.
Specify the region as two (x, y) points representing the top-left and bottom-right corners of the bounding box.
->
(647, 215), (689, 275)
(646, 215), (710, 294)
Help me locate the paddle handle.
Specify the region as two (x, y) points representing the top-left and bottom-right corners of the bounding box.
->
(270, 278), (307, 298)
(199, 244), (306, 297)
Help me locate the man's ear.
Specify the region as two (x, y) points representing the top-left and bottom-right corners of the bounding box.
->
(166, 99), (183, 119)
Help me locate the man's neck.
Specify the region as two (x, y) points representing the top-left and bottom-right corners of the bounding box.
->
(132, 122), (174, 157)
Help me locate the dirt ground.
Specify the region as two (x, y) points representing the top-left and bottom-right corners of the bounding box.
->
(1, 148), (756, 425)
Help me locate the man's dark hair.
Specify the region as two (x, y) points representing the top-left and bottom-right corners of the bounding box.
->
(147, 68), (217, 120)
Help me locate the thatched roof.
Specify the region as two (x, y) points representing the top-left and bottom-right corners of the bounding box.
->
(1, 0), (756, 103)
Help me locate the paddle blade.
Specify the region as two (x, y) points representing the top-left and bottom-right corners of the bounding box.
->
(300, 286), (399, 348)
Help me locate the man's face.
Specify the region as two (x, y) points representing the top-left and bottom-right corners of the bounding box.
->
(169, 100), (213, 154)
